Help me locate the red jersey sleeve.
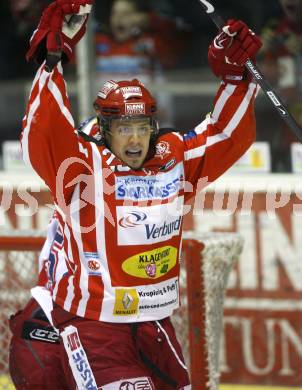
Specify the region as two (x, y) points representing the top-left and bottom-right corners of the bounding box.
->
(183, 81), (259, 191)
(21, 63), (89, 205)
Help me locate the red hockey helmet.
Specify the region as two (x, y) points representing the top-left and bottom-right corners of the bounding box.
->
(93, 79), (158, 134)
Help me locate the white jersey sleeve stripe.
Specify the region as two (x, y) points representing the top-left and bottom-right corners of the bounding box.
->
(70, 184), (90, 317)
(61, 223), (75, 311)
(48, 73), (75, 128)
(172, 132), (183, 141)
(184, 144), (206, 161)
(22, 70), (50, 169)
(208, 82), (257, 144)
(64, 222), (75, 269)
(184, 83), (256, 161)
(90, 144), (113, 320)
(193, 84), (236, 135)
(64, 274), (75, 312)
(57, 62), (72, 105)
(211, 83), (237, 123)
(193, 115), (212, 135)
(29, 63), (45, 95)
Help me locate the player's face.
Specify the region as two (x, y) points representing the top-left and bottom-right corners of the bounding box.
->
(110, 0), (138, 42)
(106, 117), (152, 169)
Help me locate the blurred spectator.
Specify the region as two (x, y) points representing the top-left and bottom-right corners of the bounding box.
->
(95, 0), (190, 76)
(95, 0), (191, 126)
(259, 0), (302, 171)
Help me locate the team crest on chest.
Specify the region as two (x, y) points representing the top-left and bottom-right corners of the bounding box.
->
(155, 141), (171, 160)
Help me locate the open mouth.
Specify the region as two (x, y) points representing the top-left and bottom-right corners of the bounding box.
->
(125, 149), (142, 158)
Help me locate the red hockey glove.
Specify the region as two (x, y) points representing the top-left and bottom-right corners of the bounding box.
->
(208, 19), (262, 84)
(26, 0), (93, 65)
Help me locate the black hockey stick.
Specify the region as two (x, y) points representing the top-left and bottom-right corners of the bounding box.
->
(199, 0), (302, 143)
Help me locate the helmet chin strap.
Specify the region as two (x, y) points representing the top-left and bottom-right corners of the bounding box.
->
(77, 115), (163, 163)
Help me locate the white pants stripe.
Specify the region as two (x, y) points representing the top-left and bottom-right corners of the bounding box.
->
(61, 325), (98, 390)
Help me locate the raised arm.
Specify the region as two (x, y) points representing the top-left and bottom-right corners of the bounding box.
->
(183, 19), (262, 188)
(21, 0), (94, 204)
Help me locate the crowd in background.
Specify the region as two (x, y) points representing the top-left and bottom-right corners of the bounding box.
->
(0, 0), (281, 78)
(259, 0), (302, 171)
(0, 0), (302, 172)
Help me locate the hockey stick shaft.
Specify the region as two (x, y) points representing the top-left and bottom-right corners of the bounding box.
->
(199, 0), (302, 143)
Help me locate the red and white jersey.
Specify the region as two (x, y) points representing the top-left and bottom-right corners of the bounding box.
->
(22, 62), (258, 322)
(37, 211), (66, 292)
(31, 211), (67, 327)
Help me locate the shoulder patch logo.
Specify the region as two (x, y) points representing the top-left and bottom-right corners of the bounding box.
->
(155, 141), (171, 160)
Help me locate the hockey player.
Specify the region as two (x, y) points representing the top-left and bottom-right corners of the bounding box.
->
(9, 117), (99, 389)
(22, 1), (262, 388)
